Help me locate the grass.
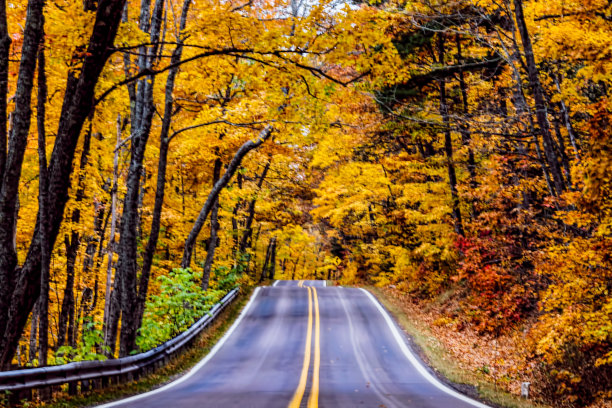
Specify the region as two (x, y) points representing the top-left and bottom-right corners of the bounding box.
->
(367, 286), (550, 408)
(9, 286), (254, 408)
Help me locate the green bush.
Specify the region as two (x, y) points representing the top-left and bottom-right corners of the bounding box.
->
(136, 268), (225, 352)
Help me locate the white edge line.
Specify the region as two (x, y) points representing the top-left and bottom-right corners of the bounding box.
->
(359, 288), (491, 408)
(323, 280), (326, 287)
(273, 280), (279, 287)
(98, 287), (262, 407)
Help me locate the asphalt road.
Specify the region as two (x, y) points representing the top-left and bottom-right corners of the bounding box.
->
(102, 280), (489, 408)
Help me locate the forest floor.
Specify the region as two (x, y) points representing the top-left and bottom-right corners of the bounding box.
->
(18, 286), (255, 408)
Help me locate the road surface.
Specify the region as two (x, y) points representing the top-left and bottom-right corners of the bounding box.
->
(102, 280), (489, 408)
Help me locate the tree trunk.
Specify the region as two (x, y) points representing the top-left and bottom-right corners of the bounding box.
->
(201, 158), (222, 290)
(437, 34), (464, 236)
(0, 0), (128, 369)
(239, 160), (271, 254)
(553, 74), (580, 161)
(182, 126), (273, 269)
(0, 0), (45, 363)
(259, 238), (274, 283)
(28, 302), (38, 364)
(455, 34), (477, 190)
(135, 0), (192, 331)
(36, 44), (50, 367)
(513, 0), (565, 195)
(268, 238), (277, 280)
(103, 114), (121, 353)
(115, 0), (166, 358)
(57, 119), (93, 351)
(0, 0), (10, 180)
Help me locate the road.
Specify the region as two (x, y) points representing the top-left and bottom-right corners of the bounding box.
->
(101, 280), (489, 408)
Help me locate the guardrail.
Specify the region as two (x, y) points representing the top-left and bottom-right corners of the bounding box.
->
(0, 287), (240, 402)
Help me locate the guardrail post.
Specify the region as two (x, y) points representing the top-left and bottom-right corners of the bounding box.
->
(68, 381), (78, 395)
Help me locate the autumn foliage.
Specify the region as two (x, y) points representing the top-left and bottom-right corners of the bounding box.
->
(0, 0), (610, 406)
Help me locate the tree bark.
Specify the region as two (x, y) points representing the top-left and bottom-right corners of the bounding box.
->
(0, 0), (10, 180)
(135, 0), (192, 332)
(37, 46), (50, 367)
(268, 238), (277, 280)
(28, 302), (38, 364)
(0, 0), (128, 369)
(102, 115), (122, 355)
(513, 0), (565, 195)
(259, 238), (274, 283)
(239, 160), (271, 254)
(115, 0), (166, 358)
(182, 126), (274, 269)
(57, 120), (94, 351)
(437, 34), (464, 236)
(0, 0), (46, 359)
(201, 158), (222, 290)
(455, 35), (477, 190)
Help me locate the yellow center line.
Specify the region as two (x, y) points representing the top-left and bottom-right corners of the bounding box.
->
(298, 280), (304, 287)
(308, 287), (321, 408)
(288, 286), (313, 408)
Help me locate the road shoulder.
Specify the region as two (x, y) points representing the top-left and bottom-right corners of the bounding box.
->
(365, 286), (550, 408)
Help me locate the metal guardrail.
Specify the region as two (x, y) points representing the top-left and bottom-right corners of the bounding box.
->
(0, 287), (240, 397)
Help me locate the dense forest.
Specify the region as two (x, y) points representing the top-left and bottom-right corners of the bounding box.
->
(0, 0), (610, 406)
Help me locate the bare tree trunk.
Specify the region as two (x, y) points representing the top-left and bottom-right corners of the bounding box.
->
(259, 238), (274, 283)
(201, 159), (222, 290)
(0, 0), (46, 364)
(0, 0), (10, 180)
(455, 35), (477, 191)
(268, 238), (277, 280)
(57, 120), (93, 351)
(182, 126), (273, 269)
(553, 74), (580, 161)
(239, 160), (271, 254)
(115, 0), (169, 357)
(437, 34), (464, 236)
(103, 115), (122, 355)
(135, 0), (192, 331)
(0, 0), (128, 368)
(29, 302), (38, 364)
(37, 45), (50, 367)
(513, 0), (565, 195)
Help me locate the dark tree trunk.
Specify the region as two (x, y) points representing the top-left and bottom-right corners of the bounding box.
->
(0, 0), (10, 180)
(268, 238), (277, 280)
(37, 46), (50, 367)
(135, 0), (191, 332)
(116, 0), (166, 358)
(455, 35), (477, 190)
(259, 238), (274, 283)
(182, 126), (273, 269)
(437, 34), (464, 236)
(201, 159), (222, 290)
(239, 161), (271, 254)
(513, 0), (565, 195)
(28, 302), (38, 364)
(57, 120), (94, 351)
(0, 0), (45, 360)
(0, 0), (128, 369)
(202, 200), (220, 290)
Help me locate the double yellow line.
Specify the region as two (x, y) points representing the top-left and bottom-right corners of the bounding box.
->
(289, 284), (321, 408)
